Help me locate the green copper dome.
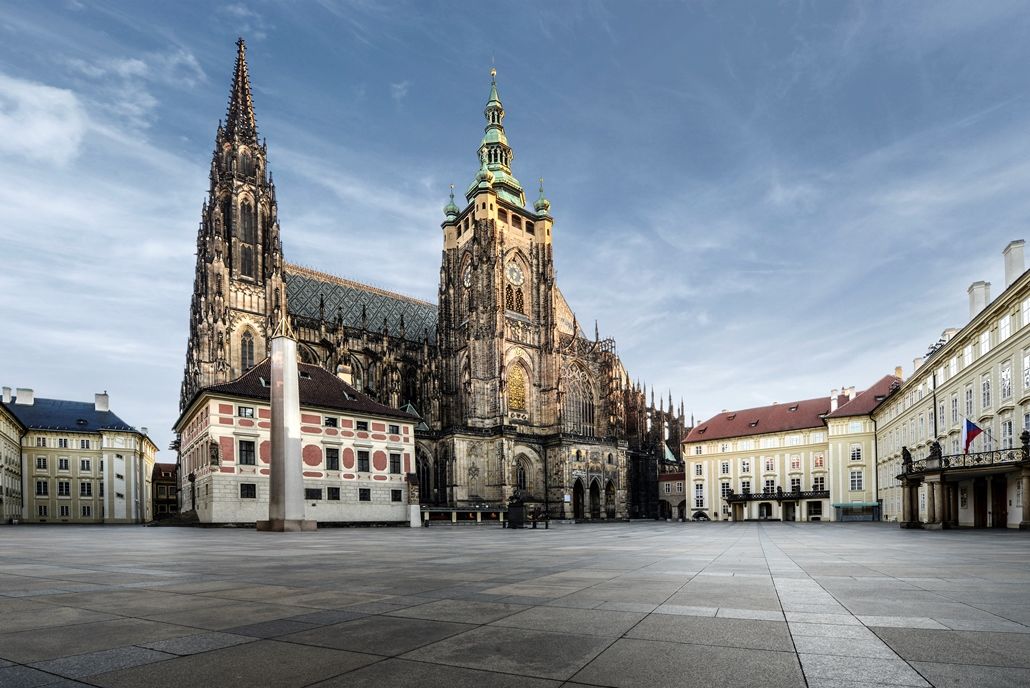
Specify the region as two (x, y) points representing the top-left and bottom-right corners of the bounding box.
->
(534, 178), (551, 216)
(466, 68), (524, 206)
(443, 184), (459, 219)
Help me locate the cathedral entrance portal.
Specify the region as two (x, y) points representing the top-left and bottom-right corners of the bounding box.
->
(573, 479), (585, 519)
(589, 480), (601, 519)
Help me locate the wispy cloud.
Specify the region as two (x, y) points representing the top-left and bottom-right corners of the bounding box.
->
(390, 80), (411, 102)
(218, 3), (271, 41)
(0, 73), (87, 165)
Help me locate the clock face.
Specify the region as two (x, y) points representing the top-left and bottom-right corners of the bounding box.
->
(462, 265), (472, 288)
(506, 262), (524, 286)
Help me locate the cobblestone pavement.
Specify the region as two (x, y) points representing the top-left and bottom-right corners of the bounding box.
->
(1, 522), (1029, 687)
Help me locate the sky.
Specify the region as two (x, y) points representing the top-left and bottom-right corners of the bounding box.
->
(2, 1), (1030, 456)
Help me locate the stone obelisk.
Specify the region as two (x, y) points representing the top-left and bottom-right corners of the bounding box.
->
(257, 316), (316, 532)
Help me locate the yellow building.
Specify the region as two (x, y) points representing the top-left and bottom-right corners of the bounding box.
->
(684, 375), (896, 522)
(0, 395), (25, 523)
(2, 388), (156, 524)
(878, 240), (1030, 529)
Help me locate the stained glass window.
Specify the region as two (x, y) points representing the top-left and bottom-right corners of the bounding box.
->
(508, 364), (527, 411)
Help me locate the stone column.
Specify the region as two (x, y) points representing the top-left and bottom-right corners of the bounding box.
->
(1020, 470), (1030, 530)
(901, 483), (911, 526)
(258, 319), (316, 532)
(925, 480), (940, 530)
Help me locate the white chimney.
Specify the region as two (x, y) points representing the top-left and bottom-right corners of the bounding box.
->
(847, 386), (857, 400)
(830, 389), (839, 412)
(140, 426), (148, 436)
(1, 387), (10, 403)
(942, 328), (959, 343)
(894, 366), (904, 381)
(913, 357), (923, 373)
(95, 392), (109, 412)
(967, 281), (990, 319)
(1003, 240), (1025, 287)
(15, 388), (34, 405)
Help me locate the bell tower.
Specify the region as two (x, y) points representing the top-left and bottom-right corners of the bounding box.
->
(436, 69), (557, 436)
(181, 39), (285, 408)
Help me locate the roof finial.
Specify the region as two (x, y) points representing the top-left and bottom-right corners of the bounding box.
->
(534, 176), (551, 215)
(490, 66), (497, 82)
(443, 183), (459, 219)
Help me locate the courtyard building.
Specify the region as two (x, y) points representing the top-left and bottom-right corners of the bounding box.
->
(1, 388), (156, 524)
(174, 360), (416, 525)
(151, 462), (178, 520)
(0, 392), (26, 523)
(177, 39), (686, 523)
(880, 240), (1030, 529)
(657, 463), (685, 520)
(684, 375), (896, 522)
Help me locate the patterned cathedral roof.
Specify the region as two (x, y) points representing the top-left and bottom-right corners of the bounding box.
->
(284, 263), (438, 344)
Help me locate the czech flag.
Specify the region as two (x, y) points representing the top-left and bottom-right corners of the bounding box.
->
(961, 419), (983, 454)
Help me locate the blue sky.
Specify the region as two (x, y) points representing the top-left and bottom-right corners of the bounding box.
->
(2, 1), (1030, 455)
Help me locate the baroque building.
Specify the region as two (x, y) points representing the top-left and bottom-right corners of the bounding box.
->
(1, 387), (156, 524)
(881, 240), (1030, 529)
(683, 375), (896, 523)
(180, 40), (685, 520)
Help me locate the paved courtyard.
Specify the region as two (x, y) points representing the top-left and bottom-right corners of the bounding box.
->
(1, 522), (1029, 687)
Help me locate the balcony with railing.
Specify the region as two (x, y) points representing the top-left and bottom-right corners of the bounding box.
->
(725, 489), (830, 503)
(900, 432), (1029, 479)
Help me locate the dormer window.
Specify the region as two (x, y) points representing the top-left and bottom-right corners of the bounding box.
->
(299, 371), (311, 380)
(726, 414), (736, 420)
(788, 405), (798, 412)
(749, 420), (759, 427)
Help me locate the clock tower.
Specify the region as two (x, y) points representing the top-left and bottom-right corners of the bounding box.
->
(434, 69), (560, 503)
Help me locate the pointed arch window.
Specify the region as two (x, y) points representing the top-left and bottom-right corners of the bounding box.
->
(241, 202), (256, 243)
(562, 366), (595, 436)
(505, 285), (526, 315)
(240, 245), (255, 278)
(508, 364), (527, 412)
(516, 462), (527, 491)
(240, 331), (255, 371)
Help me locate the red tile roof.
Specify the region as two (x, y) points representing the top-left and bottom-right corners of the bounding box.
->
(685, 375), (901, 444)
(177, 359), (414, 427)
(824, 374), (900, 418)
(659, 472), (685, 481)
(685, 396), (837, 444)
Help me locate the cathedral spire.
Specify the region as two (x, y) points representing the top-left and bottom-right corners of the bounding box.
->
(224, 38), (258, 143)
(467, 67), (524, 205)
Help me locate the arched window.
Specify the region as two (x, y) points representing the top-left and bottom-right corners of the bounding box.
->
(241, 202), (256, 243)
(240, 331), (255, 371)
(505, 285), (526, 315)
(507, 364), (527, 411)
(562, 366), (595, 436)
(240, 245), (255, 278)
(516, 462), (527, 491)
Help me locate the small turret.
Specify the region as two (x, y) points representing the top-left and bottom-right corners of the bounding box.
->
(443, 183), (459, 221)
(534, 177), (551, 216)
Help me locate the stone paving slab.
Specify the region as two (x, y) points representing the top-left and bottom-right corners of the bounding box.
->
(1, 522), (1029, 687)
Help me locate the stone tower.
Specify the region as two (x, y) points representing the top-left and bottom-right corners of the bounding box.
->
(181, 39), (284, 409)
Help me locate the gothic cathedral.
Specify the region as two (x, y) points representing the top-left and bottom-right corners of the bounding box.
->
(181, 40), (686, 519)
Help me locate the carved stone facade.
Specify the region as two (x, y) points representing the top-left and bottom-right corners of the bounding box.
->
(181, 41), (686, 519)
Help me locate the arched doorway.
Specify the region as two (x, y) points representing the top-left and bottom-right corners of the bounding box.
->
(658, 500), (672, 519)
(605, 480), (616, 519)
(573, 479), (585, 519)
(677, 500), (686, 520)
(589, 480), (601, 519)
